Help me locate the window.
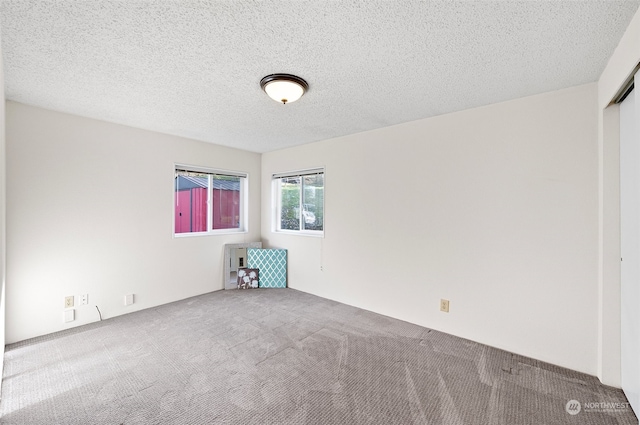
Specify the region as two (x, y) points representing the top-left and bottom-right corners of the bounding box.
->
(174, 165), (247, 235)
(273, 168), (324, 234)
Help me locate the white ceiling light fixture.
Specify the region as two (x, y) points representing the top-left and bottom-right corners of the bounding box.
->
(260, 74), (309, 104)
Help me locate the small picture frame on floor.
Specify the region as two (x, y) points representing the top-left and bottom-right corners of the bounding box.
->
(237, 269), (259, 289)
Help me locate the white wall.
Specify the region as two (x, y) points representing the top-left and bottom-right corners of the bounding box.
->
(5, 102), (261, 344)
(597, 6), (640, 388)
(0, 27), (7, 394)
(262, 83), (599, 375)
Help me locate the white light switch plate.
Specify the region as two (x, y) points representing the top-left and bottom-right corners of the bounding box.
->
(64, 309), (74, 323)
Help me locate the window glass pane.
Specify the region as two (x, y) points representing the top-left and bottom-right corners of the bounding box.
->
(280, 177), (301, 230)
(175, 173), (209, 233)
(212, 175), (241, 230)
(302, 174), (324, 231)
(175, 166), (246, 235)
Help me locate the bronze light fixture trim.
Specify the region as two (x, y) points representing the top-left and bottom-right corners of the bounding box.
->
(260, 74), (309, 104)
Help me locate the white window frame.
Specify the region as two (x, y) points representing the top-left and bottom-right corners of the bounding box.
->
(174, 164), (248, 237)
(272, 167), (324, 237)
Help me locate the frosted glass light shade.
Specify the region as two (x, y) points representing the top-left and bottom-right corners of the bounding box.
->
(264, 80), (304, 104)
(260, 74), (308, 104)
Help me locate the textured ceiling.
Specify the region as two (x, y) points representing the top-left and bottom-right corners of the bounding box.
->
(1, 1), (639, 153)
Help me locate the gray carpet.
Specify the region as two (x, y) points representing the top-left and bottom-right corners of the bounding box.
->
(0, 288), (636, 425)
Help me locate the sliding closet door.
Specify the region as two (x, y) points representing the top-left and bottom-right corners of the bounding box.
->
(620, 84), (640, 416)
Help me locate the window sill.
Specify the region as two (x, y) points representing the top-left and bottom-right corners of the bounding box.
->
(174, 229), (247, 238)
(273, 229), (324, 238)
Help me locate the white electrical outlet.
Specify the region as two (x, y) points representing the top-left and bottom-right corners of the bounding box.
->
(124, 294), (134, 306)
(80, 294), (88, 305)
